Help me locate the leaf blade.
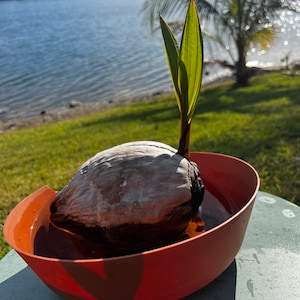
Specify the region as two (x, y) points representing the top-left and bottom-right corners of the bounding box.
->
(179, 0), (203, 123)
(159, 15), (182, 111)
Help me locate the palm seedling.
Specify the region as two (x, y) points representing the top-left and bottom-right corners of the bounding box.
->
(160, 0), (203, 159)
(50, 0), (205, 256)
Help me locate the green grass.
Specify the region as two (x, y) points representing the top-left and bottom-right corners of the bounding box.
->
(0, 72), (299, 258)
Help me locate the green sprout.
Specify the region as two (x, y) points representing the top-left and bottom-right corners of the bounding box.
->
(160, 0), (203, 160)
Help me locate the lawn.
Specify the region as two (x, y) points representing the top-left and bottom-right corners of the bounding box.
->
(0, 71), (299, 258)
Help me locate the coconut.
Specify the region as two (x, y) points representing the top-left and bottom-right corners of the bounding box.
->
(50, 141), (204, 250)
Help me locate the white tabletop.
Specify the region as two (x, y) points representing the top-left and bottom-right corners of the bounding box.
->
(1, 191), (299, 300)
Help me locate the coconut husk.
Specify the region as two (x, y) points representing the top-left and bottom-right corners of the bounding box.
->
(50, 141), (204, 250)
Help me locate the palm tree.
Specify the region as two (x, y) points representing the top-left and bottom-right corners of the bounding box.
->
(142, 0), (299, 85)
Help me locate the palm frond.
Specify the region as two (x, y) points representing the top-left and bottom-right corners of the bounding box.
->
(248, 26), (277, 50)
(141, 0), (188, 32)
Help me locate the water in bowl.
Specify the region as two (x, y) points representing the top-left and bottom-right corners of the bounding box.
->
(33, 188), (232, 260)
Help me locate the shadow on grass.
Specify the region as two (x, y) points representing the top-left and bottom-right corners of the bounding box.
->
(198, 73), (300, 115)
(77, 97), (179, 129)
(77, 73), (299, 130)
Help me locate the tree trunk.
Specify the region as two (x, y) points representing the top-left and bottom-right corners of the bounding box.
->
(235, 38), (249, 85)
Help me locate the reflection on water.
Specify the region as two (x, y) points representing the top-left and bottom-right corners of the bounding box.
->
(0, 0), (298, 120)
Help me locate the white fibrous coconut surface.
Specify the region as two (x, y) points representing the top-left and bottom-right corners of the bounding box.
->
(51, 141), (199, 228)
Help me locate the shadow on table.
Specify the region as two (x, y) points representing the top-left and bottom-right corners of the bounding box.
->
(0, 259), (236, 299)
(0, 266), (60, 299)
(185, 259), (237, 299)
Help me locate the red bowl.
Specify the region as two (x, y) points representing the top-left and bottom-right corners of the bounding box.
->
(4, 152), (259, 299)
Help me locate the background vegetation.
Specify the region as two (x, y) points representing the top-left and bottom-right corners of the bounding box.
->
(0, 71), (299, 258)
(142, 0), (299, 85)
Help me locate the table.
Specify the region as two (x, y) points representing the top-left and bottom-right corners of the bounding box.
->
(1, 191), (299, 299)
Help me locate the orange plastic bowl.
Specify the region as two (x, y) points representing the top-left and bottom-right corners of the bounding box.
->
(4, 152), (259, 299)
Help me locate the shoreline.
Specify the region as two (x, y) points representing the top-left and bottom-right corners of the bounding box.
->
(1, 65), (298, 135)
(0, 73), (236, 134)
(0, 92), (172, 134)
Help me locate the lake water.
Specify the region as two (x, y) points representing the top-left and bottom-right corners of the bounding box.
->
(0, 0), (299, 121)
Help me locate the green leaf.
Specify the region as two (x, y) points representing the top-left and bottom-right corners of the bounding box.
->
(159, 15), (181, 110)
(179, 0), (203, 123)
(160, 0), (203, 158)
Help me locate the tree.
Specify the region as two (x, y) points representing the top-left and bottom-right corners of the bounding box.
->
(142, 0), (299, 85)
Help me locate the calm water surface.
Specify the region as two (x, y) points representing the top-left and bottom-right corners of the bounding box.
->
(0, 0), (299, 120)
